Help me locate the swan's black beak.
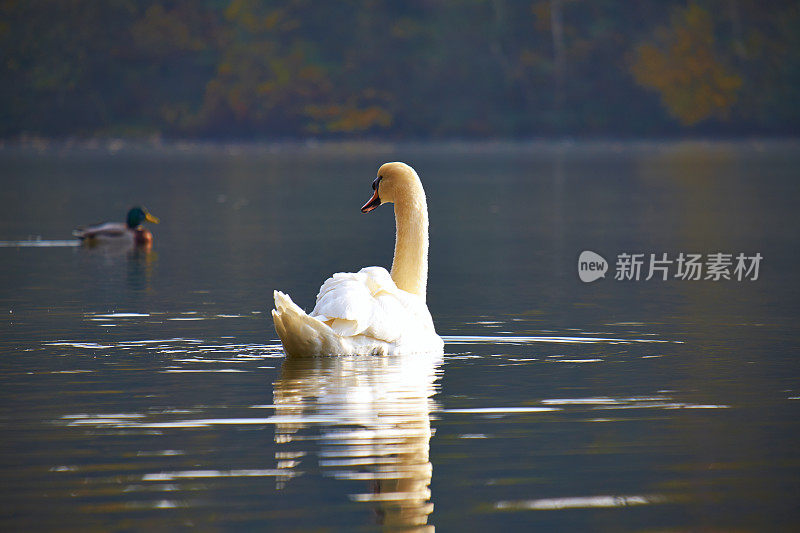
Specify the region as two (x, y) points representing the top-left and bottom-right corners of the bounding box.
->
(361, 176), (382, 213)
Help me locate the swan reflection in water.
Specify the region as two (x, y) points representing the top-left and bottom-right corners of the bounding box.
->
(272, 353), (442, 530)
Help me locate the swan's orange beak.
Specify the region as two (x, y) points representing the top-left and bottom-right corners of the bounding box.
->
(361, 189), (381, 213)
(362, 176), (382, 213)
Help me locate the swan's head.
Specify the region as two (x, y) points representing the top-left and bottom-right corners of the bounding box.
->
(361, 162), (421, 213)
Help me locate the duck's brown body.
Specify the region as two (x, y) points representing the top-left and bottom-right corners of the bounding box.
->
(133, 227), (154, 245)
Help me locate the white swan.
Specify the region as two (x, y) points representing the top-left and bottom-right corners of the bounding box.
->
(272, 162), (444, 357)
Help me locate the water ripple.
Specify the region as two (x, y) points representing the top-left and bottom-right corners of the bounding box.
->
(443, 334), (680, 345)
(495, 494), (667, 511)
(142, 469), (294, 481)
(0, 239), (79, 247)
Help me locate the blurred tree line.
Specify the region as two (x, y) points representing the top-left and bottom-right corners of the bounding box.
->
(0, 0), (797, 138)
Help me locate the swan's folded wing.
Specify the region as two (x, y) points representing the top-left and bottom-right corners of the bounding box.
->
(360, 266), (438, 336)
(369, 289), (437, 340)
(311, 272), (383, 337)
(310, 267), (430, 343)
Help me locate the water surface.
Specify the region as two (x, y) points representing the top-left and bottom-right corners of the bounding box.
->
(1, 141), (799, 531)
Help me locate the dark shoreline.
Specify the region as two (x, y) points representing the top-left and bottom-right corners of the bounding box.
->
(1, 136), (798, 157)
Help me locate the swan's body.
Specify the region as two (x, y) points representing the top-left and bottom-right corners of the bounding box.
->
(272, 162), (443, 357)
(273, 267), (441, 356)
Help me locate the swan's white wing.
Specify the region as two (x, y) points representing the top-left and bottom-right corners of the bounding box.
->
(310, 266), (435, 344)
(312, 275), (377, 337)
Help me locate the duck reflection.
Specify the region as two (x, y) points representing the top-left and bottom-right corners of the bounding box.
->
(75, 238), (156, 291)
(125, 245), (156, 291)
(273, 354), (442, 530)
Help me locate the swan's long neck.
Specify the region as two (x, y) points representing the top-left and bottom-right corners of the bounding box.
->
(391, 189), (429, 300)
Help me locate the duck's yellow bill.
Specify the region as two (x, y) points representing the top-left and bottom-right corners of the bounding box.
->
(145, 212), (160, 224)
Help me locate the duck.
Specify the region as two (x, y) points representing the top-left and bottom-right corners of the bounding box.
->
(73, 206), (160, 246)
(272, 162), (444, 357)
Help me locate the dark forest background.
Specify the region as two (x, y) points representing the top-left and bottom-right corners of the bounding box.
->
(1, 0), (798, 139)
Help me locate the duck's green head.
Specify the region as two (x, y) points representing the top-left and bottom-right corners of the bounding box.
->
(126, 207), (160, 229)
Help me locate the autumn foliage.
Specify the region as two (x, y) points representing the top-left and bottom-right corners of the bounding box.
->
(631, 5), (742, 125)
(0, 0), (797, 138)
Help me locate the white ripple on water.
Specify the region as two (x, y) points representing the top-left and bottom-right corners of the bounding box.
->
(440, 407), (559, 414)
(436, 396), (730, 416)
(90, 313), (150, 318)
(495, 494), (667, 511)
(541, 397), (646, 405)
(172, 358), (253, 364)
(160, 369), (247, 373)
(443, 335), (680, 345)
(42, 337), (283, 377)
(142, 469), (295, 481)
(60, 414), (332, 429)
(595, 402), (730, 410)
(44, 342), (113, 349)
(0, 239), (80, 247)
(84, 311), (254, 325)
(136, 450), (185, 457)
(540, 396), (730, 410)
(117, 338), (206, 345)
(61, 413), (147, 426)
(61, 413), (146, 419)
(126, 500), (185, 509)
(44, 337), (282, 355)
(547, 358), (604, 363)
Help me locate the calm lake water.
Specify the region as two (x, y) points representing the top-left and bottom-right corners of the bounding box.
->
(1, 141), (799, 531)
